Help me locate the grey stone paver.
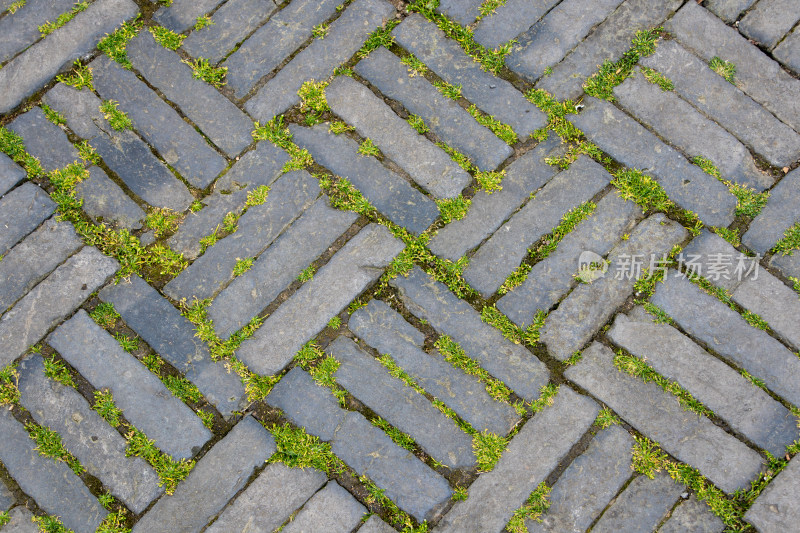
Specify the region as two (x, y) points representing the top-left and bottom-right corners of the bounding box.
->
(660, 495), (725, 533)
(245, 0), (395, 121)
(774, 25), (800, 74)
(132, 416), (276, 533)
(744, 455), (800, 532)
(0, 408), (108, 533)
(355, 47), (513, 171)
(0, 0), (138, 114)
(704, 0), (758, 22)
(0, 480), (12, 510)
(99, 274), (247, 417)
(738, 0), (800, 49)
(393, 14), (546, 138)
(326, 76), (471, 199)
(350, 300), (520, 436)
(392, 267), (550, 402)
(770, 251), (800, 281)
(74, 166), (146, 230)
(0, 246), (117, 368)
(0, 182), (56, 256)
(281, 482), (366, 533)
(8, 107), (80, 172)
(472, 0), (560, 49)
(0, 153), (26, 197)
(743, 166), (800, 254)
(570, 97), (736, 228)
(1, 506), (40, 533)
(591, 473), (683, 533)
(18, 354), (163, 514)
(237, 223), (404, 376)
(435, 387), (599, 533)
(463, 155), (612, 297)
(205, 462), (327, 533)
(0, 0), (75, 64)
(152, 0), (225, 33)
(565, 342), (765, 494)
(434, 0), (482, 26)
(48, 310), (212, 460)
(359, 515), (397, 533)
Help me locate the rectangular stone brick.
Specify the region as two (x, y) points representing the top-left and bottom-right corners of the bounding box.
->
(9, 107), (80, 171)
(391, 267), (550, 401)
(1, 507), (39, 533)
(281, 482), (366, 533)
(18, 354), (163, 513)
(267, 367), (452, 522)
(743, 166), (800, 253)
(435, 0), (482, 25)
(497, 191), (642, 328)
(774, 25), (800, 74)
(208, 197), (357, 338)
(609, 309), (797, 456)
(770, 251), (800, 281)
(667, 2), (800, 132)
(660, 495), (725, 533)
(591, 473), (683, 533)
(132, 416), (276, 533)
(290, 123), (439, 235)
(0, 218), (82, 315)
(223, 0), (341, 99)
(0, 153), (26, 196)
(359, 515), (396, 533)
(236, 223), (404, 375)
(428, 136), (563, 262)
(163, 170), (320, 302)
(679, 229), (755, 293)
(535, 0), (682, 101)
(0, 0), (138, 114)
(0, 246), (117, 368)
(48, 310), (212, 460)
(245, 0), (395, 120)
(326, 76), (470, 199)
(436, 387), (598, 533)
(463, 155), (611, 297)
(99, 275), (246, 417)
(128, 30), (253, 157)
(705, 0), (757, 22)
(565, 342), (764, 494)
(570, 97), (736, 227)
(0, 408), (107, 533)
(0, 479), (12, 511)
(506, 0), (624, 84)
(472, 0), (560, 49)
(330, 336), (475, 469)
(152, 0), (225, 33)
(540, 214), (687, 361)
(744, 455), (800, 532)
(92, 56), (227, 189)
(615, 69), (773, 191)
(181, 0), (279, 64)
(350, 300), (519, 435)
(75, 166), (145, 230)
(0, 182), (55, 256)
(739, 0), (800, 49)
(393, 14), (546, 138)
(205, 462), (327, 533)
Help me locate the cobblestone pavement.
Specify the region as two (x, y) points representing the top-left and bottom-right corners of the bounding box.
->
(1, 0), (800, 531)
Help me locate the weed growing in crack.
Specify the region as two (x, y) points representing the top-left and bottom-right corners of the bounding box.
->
(436, 195), (471, 224)
(584, 27), (663, 100)
(594, 407), (621, 429)
(43, 355), (75, 388)
(434, 80), (462, 100)
(401, 54), (428, 77)
(357, 19), (400, 58)
(0, 363), (20, 406)
(38, 1), (88, 37)
(41, 103), (67, 126)
(232, 257), (254, 277)
(144, 207), (182, 238)
(183, 57), (227, 88)
(773, 223), (800, 256)
(98, 15), (143, 69)
(93, 389), (123, 427)
(267, 422), (344, 473)
(56, 60), (94, 90)
(194, 14), (214, 30)
(506, 482), (551, 532)
(150, 26), (185, 50)
(27, 423), (84, 475)
(126, 427), (194, 494)
(709, 56), (736, 84)
(467, 105), (517, 145)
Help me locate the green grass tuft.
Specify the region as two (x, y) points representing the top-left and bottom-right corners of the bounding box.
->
(194, 14), (214, 30)
(97, 15), (143, 69)
(0, 363), (20, 405)
(436, 195), (471, 224)
(408, 114), (429, 135)
(584, 27), (663, 101)
(473, 430), (508, 471)
(357, 20), (401, 58)
(126, 427), (194, 494)
(268, 422), (344, 473)
(144, 207), (182, 238)
(150, 26), (185, 50)
(641, 66), (674, 91)
(357, 138), (382, 157)
(55, 60), (93, 90)
(594, 407), (621, 429)
(506, 482), (551, 532)
(38, 1), (88, 37)
(401, 54), (428, 76)
(475, 170), (504, 193)
(100, 100), (134, 131)
(43, 356), (75, 388)
(467, 105), (517, 145)
(41, 104), (67, 125)
(611, 168), (674, 212)
(232, 257), (254, 277)
(434, 80), (462, 100)
(93, 389), (123, 427)
(183, 57), (227, 88)
(329, 121), (354, 135)
(5, 0), (24, 14)
(709, 56), (736, 84)
(773, 223), (800, 256)
(27, 423), (84, 475)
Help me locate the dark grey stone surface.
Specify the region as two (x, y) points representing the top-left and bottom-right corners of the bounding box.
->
(591, 473), (683, 533)
(435, 0), (482, 25)
(733, 273), (800, 351)
(680, 229), (751, 292)
(565, 342), (765, 494)
(128, 31), (253, 157)
(0, 0), (76, 63)
(0, 246), (117, 368)
(326, 76), (471, 200)
(609, 311), (797, 457)
(428, 136), (563, 262)
(0, 0), (138, 114)
(744, 455), (800, 532)
(181, 0), (279, 64)
(18, 354), (163, 514)
(330, 336), (475, 469)
(205, 462), (327, 533)
(660, 495), (725, 533)
(535, 0), (682, 101)
(0, 408), (107, 533)
(245, 0), (395, 121)
(0, 218), (82, 315)
(359, 515), (397, 533)
(530, 425), (633, 533)
(0, 153), (26, 197)
(641, 39), (800, 168)
(506, 0), (624, 83)
(355, 47), (513, 171)
(770, 250), (800, 280)
(570, 97), (736, 227)
(48, 310), (212, 460)
(290, 124), (439, 234)
(498, 191), (641, 328)
(704, 0), (757, 22)
(99, 275), (246, 417)
(393, 14), (546, 138)
(774, 25), (800, 74)
(92, 55), (227, 189)
(0, 479), (12, 510)
(152, 0), (224, 33)
(436, 387), (598, 533)
(350, 300), (519, 435)
(281, 482), (366, 533)
(208, 197), (357, 338)
(223, 0), (341, 99)
(738, 0), (800, 50)
(392, 267), (550, 401)
(615, 69), (773, 191)
(132, 416), (276, 533)
(0, 182), (55, 256)
(75, 166), (146, 230)
(463, 155), (612, 298)
(237, 223), (404, 375)
(1, 506), (40, 533)
(8, 106), (80, 171)
(472, 0), (560, 49)
(743, 166), (800, 254)
(164, 170), (319, 302)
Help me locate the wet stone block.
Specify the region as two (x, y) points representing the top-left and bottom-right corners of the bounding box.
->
(8, 107), (79, 171)
(0, 182), (55, 256)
